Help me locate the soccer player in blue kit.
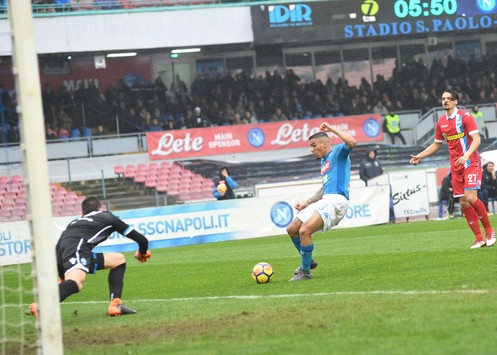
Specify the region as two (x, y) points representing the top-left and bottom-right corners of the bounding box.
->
(286, 122), (356, 281)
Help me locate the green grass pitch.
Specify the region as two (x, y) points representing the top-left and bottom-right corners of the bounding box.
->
(4, 216), (497, 354)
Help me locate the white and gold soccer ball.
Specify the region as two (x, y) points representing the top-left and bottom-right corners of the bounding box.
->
(251, 262), (274, 284)
(217, 182), (227, 194)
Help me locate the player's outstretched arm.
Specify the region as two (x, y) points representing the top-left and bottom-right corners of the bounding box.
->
(320, 122), (356, 149)
(409, 142), (442, 165)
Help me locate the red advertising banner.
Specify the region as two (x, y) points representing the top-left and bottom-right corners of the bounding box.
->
(147, 115), (383, 160)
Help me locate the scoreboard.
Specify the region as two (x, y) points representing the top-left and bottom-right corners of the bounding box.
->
(251, 0), (497, 44)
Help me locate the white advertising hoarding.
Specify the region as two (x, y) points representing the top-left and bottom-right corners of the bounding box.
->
(389, 170), (430, 219)
(0, 186), (389, 266)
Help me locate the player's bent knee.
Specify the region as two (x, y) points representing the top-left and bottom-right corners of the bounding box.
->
(286, 220), (301, 237)
(104, 252), (126, 268)
(299, 224), (313, 241)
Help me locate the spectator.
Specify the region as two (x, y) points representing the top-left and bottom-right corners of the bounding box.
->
(372, 100), (388, 115)
(206, 100), (223, 126)
(383, 109), (407, 145)
(271, 107), (288, 122)
(222, 102), (235, 125)
(170, 74), (188, 95)
(7, 125), (20, 143)
(149, 117), (163, 132)
(0, 126), (5, 145)
(243, 109), (257, 124)
(58, 126), (70, 140)
(213, 167), (238, 200)
(57, 107), (72, 131)
(153, 77), (167, 101)
(231, 113), (243, 125)
(479, 162), (497, 214)
(471, 105), (488, 139)
(359, 148), (383, 186)
(141, 111), (153, 131)
(164, 119), (178, 131)
(177, 115), (189, 129)
(192, 106), (212, 128)
(308, 94), (328, 117)
(46, 126), (59, 140)
(191, 74), (207, 98)
(439, 171), (455, 219)
(94, 124), (107, 136)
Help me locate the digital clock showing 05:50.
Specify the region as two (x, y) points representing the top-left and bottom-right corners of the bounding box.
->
(394, 0), (457, 18)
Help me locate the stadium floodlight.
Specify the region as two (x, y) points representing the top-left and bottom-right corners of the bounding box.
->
(171, 48), (201, 54)
(106, 52), (137, 58)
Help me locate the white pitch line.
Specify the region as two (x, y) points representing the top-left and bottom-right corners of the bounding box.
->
(57, 289), (493, 306)
(11, 289), (492, 308)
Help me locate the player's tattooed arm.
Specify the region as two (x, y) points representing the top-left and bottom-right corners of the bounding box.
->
(306, 187), (324, 205)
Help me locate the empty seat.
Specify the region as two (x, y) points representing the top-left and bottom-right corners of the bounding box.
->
(114, 165), (124, 177)
(134, 173), (147, 184)
(10, 175), (23, 183)
(82, 127), (93, 137)
(124, 168), (136, 179)
(0, 209), (13, 221)
(145, 178), (157, 189)
(70, 128), (81, 139)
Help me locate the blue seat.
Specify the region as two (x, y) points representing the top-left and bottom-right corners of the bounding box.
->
(95, 0), (120, 9)
(70, 128), (81, 139)
(325, 113), (334, 118)
(175, 112), (184, 122)
(82, 127), (92, 137)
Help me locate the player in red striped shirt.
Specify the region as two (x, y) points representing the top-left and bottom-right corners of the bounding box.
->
(410, 89), (495, 249)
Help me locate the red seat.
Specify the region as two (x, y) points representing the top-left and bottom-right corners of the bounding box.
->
(156, 183), (168, 193)
(134, 173), (147, 184)
(124, 169), (136, 179)
(0, 209), (13, 221)
(114, 165), (124, 177)
(145, 178), (157, 189)
(10, 175), (23, 183)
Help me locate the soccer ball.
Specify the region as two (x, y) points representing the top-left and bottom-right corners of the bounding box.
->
(217, 182), (227, 194)
(251, 262), (274, 284)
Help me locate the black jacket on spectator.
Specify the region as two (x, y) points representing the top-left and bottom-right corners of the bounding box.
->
(359, 149), (383, 186)
(482, 163), (497, 198)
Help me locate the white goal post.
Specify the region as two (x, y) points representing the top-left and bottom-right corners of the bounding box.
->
(6, 0), (63, 354)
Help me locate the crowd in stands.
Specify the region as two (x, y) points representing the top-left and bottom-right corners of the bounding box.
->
(3, 0), (218, 13)
(1, 52), (497, 143)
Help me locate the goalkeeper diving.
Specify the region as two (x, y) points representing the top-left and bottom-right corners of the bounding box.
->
(30, 196), (151, 317)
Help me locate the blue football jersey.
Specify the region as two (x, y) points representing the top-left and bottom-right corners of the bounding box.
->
(320, 142), (351, 199)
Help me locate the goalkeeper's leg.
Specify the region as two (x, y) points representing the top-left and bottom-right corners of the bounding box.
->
(30, 270), (85, 317)
(103, 253), (136, 316)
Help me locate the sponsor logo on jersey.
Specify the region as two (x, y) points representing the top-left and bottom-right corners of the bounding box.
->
(321, 161), (330, 175)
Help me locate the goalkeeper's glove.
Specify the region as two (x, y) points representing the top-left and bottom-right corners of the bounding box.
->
(134, 250), (151, 263)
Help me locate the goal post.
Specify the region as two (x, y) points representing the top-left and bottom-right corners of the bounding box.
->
(6, 0), (63, 354)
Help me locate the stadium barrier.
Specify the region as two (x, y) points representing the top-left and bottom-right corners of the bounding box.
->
(0, 184), (390, 266)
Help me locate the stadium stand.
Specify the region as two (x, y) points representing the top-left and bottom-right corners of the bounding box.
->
(0, 177), (85, 221)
